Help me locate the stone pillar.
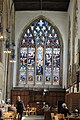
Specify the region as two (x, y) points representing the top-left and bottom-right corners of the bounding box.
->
(71, 86), (73, 93)
(79, 82), (80, 92)
(2, 0), (15, 102)
(74, 84), (77, 93)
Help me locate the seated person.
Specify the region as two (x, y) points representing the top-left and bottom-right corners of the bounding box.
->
(26, 104), (31, 115)
(73, 108), (79, 116)
(61, 103), (71, 117)
(0, 106), (5, 119)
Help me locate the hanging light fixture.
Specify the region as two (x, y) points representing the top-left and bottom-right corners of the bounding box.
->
(9, 41), (16, 63)
(10, 58), (16, 63)
(3, 27), (12, 53)
(10, 49), (16, 63)
(4, 39), (11, 53)
(0, 35), (3, 39)
(3, 38), (16, 62)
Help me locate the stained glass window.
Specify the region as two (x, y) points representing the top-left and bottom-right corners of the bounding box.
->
(19, 17), (62, 86)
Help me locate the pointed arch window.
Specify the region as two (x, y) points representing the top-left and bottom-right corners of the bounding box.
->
(19, 17), (62, 86)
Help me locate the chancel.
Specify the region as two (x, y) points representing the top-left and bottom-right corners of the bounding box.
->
(0, 0), (80, 120)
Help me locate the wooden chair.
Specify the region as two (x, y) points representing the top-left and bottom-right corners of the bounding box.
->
(29, 107), (37, 115)
(51, 113), (55, 120)
(26, 105), (31, 116)
(56, 114), (64, 120)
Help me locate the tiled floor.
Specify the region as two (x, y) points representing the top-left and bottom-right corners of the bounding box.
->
(22, 115), (44, 120)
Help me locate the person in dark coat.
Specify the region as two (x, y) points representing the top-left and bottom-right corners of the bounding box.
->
(16, 96), (25, 120)
(61, 103), (71, 117)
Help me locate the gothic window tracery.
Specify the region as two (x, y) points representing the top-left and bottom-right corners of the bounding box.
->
(19, 17), (62, 86)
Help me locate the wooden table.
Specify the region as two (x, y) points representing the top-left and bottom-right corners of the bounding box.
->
(66, 116), (80, 120)
(3, 111), (15, 120)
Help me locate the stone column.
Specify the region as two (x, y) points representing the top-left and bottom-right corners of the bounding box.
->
(74, 84), (77, 93)
(79, 82), (80, 92)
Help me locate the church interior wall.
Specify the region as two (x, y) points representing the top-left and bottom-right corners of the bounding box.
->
(14, 11), (68, 88)
(0, 0), (80, 113)
(66, 0), (80, 94)
(78, 1), (80, 38)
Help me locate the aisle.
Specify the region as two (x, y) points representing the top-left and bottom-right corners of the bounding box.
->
(22, 115), (44, 120)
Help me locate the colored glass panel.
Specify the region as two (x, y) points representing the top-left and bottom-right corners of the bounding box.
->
(36, 46), (43, 76)
(19, 17), (61, 85)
